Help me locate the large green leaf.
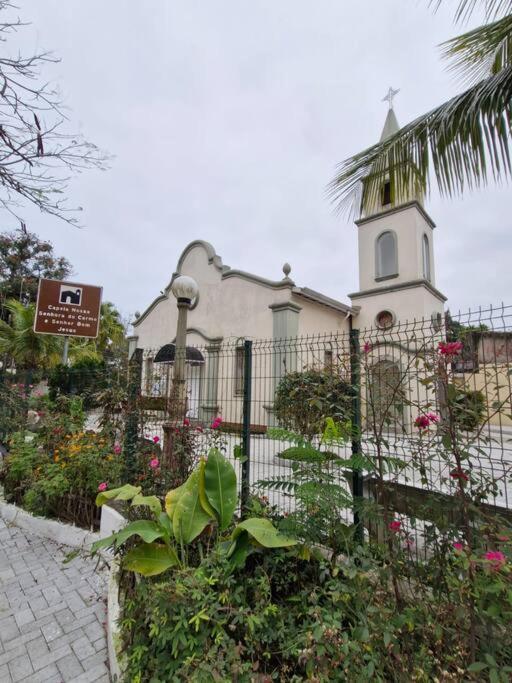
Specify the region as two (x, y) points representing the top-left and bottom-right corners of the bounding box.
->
(233, 518), (297, 548)
(204, 448), (237, 531)
(90, 520), (164, 554)
(95, 484), (141, 507)
(198, 458), (216, 517)
(226, 530), (253, 569)
(131, 494), (162, 516)
(173, 470), (213, 543)
(165, 483), (186, 521)
(123, 542), (179, 576)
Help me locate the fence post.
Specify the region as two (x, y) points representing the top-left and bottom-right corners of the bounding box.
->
(123, 349), (142, 481)
(241, 340), (253, 514)
(349, 327), (364, 543)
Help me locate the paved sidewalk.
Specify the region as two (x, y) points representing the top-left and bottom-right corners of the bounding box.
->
(0, 517), (110, 682)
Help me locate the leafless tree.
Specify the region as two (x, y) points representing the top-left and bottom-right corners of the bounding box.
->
(0, 1), (107, 225)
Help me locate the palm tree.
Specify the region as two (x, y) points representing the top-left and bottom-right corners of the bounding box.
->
(0, 299), (62, 369)
(328, 0), (512, 215)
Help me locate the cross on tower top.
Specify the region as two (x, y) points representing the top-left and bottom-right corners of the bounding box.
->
(382, 86), (400, 110)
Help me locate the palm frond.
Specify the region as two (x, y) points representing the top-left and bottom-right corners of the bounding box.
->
(430, 0), (512, 23)
(442, 14), (512, 85)
(328, 64), (512, 216)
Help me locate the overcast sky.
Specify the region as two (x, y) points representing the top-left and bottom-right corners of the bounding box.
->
(8, 0), (512, 321)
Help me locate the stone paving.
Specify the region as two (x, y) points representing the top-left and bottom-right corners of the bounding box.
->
(0, 517), (110, 682)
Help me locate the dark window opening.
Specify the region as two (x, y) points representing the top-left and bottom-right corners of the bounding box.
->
(382, 181), (391, 206)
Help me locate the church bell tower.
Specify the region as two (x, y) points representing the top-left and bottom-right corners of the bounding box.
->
(349, 89), (446, 331)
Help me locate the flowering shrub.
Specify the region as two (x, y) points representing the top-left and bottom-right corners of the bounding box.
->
(2, 430), (122, 527)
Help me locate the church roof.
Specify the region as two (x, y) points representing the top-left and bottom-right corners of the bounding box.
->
(379, 107), (400, 141)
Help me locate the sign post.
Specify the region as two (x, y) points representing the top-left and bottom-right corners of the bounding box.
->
(34, 279), (103, 345)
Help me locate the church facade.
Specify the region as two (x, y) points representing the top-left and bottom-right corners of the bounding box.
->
(129, 106), (447, 426)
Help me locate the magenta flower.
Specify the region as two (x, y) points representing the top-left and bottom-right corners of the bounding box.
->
(453, 542), (464, 552)
(152, 436), (160, 444)
(183, 418), (190, 427)
(484, 550), (506, 570)
(98, 482), (108, 492)
(149, 458), (159, 469)
(363, 341), (372, 354)
(438, 341), (463, 356)
(388, 521), (401, 532)
(415, 415), (431, 430)
(426, 412), (440, 423)
(211, 417), (223, 430)
(113, 443), (122, 455)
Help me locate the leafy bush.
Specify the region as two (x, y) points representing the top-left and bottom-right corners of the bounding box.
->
(2, 430), (122, 527)
(274, 369), (352, 441)
(48, 359), (105, 409)
(451, 386), (485, 431)
(121, 542), (512, 682)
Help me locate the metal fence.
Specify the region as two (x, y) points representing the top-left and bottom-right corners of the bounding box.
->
(133, 304), (512, 552)
(2, 304), (511, 552)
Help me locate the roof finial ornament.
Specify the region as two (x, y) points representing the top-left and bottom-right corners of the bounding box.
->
(382, 86), (400, 111)
(282, 262), (291, 278)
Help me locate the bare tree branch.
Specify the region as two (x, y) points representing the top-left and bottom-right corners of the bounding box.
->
(0, 1), (108, 225)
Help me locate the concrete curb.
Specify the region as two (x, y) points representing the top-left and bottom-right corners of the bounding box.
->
(0, 498), (101, 550)
(106, 558), (126, 682)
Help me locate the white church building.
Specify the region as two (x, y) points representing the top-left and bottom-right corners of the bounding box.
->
(129, 105), (447, 426)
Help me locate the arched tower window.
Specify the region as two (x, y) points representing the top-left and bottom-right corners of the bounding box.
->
(422, 233), (431, 281)
(375, 231), (398, 280)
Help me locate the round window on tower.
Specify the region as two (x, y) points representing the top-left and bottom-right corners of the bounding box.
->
(375, 310), (395, 330)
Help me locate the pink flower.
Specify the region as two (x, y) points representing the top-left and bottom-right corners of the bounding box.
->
(98, 482), (108, 492)
(149, 458), (159, 469)
(438, 341), (463, 356)
(183, 418), (190, 427)
(211, 417), (223, 430)
(426, 412), (440, 423)
(484, 550), (506, 570)
(404, 538), (414, 548)
(450, 468), (469, 482)
(497, 535), (509, 542)
(415, 415), (431, 430)
(389, 521), (401, 532)
(113, 444), (121, 455)
(453, 542), (464, 552)
(152, 436), (160, 444)
(363, 341), (372, 354)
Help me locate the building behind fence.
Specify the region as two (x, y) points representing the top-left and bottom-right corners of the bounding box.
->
(1, 304), (511, 551)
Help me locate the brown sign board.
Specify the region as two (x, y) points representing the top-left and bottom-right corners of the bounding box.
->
(34, 278), (102, 339)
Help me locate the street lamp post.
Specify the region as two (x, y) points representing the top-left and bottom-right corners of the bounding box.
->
(168, 275), (198, 419)
(163, 275), (198, 470)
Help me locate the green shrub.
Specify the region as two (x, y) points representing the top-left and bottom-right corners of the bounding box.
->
(452, 387), (485, 431)
(274, 369), (352, 441)
(121, 544), (512, 682)
(48, 359), (105, 409)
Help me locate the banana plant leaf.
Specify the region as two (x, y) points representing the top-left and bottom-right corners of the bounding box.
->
(123, 542), (179, 576)
(91, 520), (165, 554)
(96, 484), (141, 507)
(165, 482), (186, 520)
(232, 518), (297, 548)
(204, 448), (237, 531)
(173, 470), (213, 543)
(131, 493), (162, 516)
